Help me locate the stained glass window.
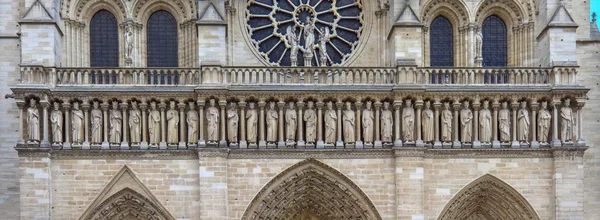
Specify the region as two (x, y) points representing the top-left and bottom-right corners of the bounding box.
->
(147, 10), (178, 67)
(90, 10), (119, 67)
(430, 16), (453, 67)
(482, 15), (507, 67)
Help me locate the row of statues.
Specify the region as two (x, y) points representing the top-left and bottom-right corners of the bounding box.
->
(23, 98), (579, 148)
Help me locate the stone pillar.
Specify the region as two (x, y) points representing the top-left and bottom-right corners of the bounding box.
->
(433, 101), (441, 148)
(374, 101), (383, 148)
(239, 102), (248, 148)
(40, 101), (50, 148)
(354, 101), (363, 148)
(17, 102), (25, 145)
(218, 100), (228, 147)
(18, 153), (52, 220)
(511, 101), (519, 148)
(101, 103), (109, 149)
(553, 149), (585, 219)
(297, 102), (305, 148)
(178, 103), (187, 149)
(576, 102), (585, 146)
(198, 101), (206, 147)
(120, 102), (129, 149)
(335, 101), (344, 148)
(198, 150), (228, 220)
(82, 102), (90, 149)
(140, 103), (149, 149)
(452, 102), (461, 148)
(63, 103), (72, 150)
(530, 102), (540, 148)
(415, 100), (423, 147)
(159, 102), (167, 149)
(492, 101), (500, 148)
(277, 101), (285, 148)
(472, 101), (481, 148)
(258, 101), (267, 148)
(394, 149), (424, 220)
(316, 102), (324, 148)
(393, 101), (403, 147)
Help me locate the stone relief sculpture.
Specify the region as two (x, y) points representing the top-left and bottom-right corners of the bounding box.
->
(538, 101), (551, 143)
(91, 102), (102, 144)
(124, 25), (133, 63)
(166, 101), (179, 144)
(422, 101), (434, 143)
(148, 102), (161, 145)
(343, 102), (355, 144)
(187, 102), (198, 144)
(286, 26), (300, 66)
(27, 100), (40, 143)
(324, 102), (337, 144)
(72, 102), (84, 144)
(499, 102), (511, 142)
(441, 102), (452, 142)
(227, 103), (239, 143)
(129, 102), (141, 144)
(304, 101), (317, 144)
(475, 28), (483, 58)
(109, 102), (122, 144)
(362, 101), (374, 144)
(517, 102), (530, 143)
(381, 102), (393, 143)
(266, 102), (278, 143)
(479, 101), (492, 143)
(460, 101), (473, 143)
(285, 102), (297, 141)
(246, 102), (258, 143)
(402, 99), (415, 142)
(50, 102), (63, 144)
(206, 99), (220, 143)
(561, 99), (574, 142)
(318, 27), (330, 66)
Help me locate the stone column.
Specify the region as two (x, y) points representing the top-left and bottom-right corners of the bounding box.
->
(258, 101), (267, 148)
(239, 102), (248, 148)
(576, 103), (585, 146)
(120, 102), (129, 149)
(335, 101), (344, 148)
(17, 102), (25, 145)
(101, 103), (109, 149)
(178, 103), (187, 149)
(82, 102), (90, 149)
(354, 101), (363, 148)
(63, 103), (72, 149)
(159, 102), (167, 149)
(415, 100), (423, 147)
(552, 100), (561, 147)
(316, 102), (324, 148)
(393, 101), (403, 147)
(472, 101), (481, 148)
(452, 102), (461, 148)
(40, 101), (50, 148)
(510, 101), (519, 148)
(530, 102), (539, 148)
(492, 101), (500, 148)
(277, 101), (285, 148)
(553, 149), (586, 219)
(297, 102), (305, 148)
(197, 101), (206, 147)
(140, 103), (149, 149)
(374, 101), (383, 148)
(198, 152), (228, 220)
(394, 149), (425, 220)
(433, 101), (441, 148)
(218, 100), (228, 147)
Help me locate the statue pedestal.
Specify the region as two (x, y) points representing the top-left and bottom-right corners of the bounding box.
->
(159, 142), (167, 150)
(239, 140), (248, 149)
(71, 143), (82, 149)
(130, 143), (140, 150)
(355, 140), (364, 149)
(267, 142), (277, 148)
(511, 140), (520, 148)
(452, 141), (461, 149)
(277, 141), (286, 149)
(442, 142), (453, 148)
(101, 142), (109, 150)
(63, 142), (72, 150)
(248, 142), (258, 149)
(335, 141), (344, 149)
(415, 140), (424, 148)
(316, 140), (325, 149)
(551, 138), (562, 147)
(393, 139), (403, 148)
(374, 140), (383, 148)
(178, 141), (187, 149)
(492, 140), (501, 148)
(433, 141), (442, 149)
(120, 142), (129, 150)
(219, 140), (228, 148)
(52, 143), (63, 149)
(259, 140), (267, 149)
(296, 140), (306, 149)
(530, 141), (540, 149)
(577, 138), (586, 147)
(40, 140), (50, 148)
(344, 143), (355, 149)
(229, 142), (239, 149)
(17, 139), (25, 145)
(285, 140), (296, 148)
(197, 139), (206, 148)
(81, 141), (90, 150)
(472, 140), (481, 149)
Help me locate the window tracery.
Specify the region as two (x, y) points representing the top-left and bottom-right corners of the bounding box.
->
(147, 10), (178, 67)
(90, 10), (119, 68)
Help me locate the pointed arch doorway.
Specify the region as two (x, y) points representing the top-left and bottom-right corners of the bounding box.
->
(242, 159), (382, 219)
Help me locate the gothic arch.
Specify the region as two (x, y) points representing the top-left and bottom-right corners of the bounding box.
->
(242, 158), (382, 219)
(437, 174), (541, 220)
(421, 0), (470, 28)
(132, 0), (195, 23)
(475, 0), (528, 26)
(73, 0), (127, 22)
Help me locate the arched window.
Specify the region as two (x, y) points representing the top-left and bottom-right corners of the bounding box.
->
(482, 15), (507, 67)
(147, 10), (178, 67)
(430, 16), (453, 67)
(90, 10), (118, 67)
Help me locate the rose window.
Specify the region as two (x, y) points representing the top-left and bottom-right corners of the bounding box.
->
(246, 0), (364, 66)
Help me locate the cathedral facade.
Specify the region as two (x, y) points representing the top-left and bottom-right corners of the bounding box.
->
(0, 0), (599, 219)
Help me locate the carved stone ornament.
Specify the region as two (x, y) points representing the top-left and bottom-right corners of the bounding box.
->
(479, 101), (492, 143)
(402, 99), (415, 141)
(129, 102), (142, 143)
(285, 102), (297, 141)
(166, 101), (179, 144)
(362, 101), (374, 143)
(538, 101), (551, 143)
(206, 99), (219, 143)
(72, 102), (84, 143)
(324, 102), (337, 144)
(266, 102), (278, 143)
(422, 101), (434, 143)
(227, 102), (239, 143)
(342, 102), (355, 143)
(27, 99), (40, 142)
(187, 102), (198, 144)
(148, 102), (161, 145)
(561, 99), (574, 142)
(91, 102), (102, 144)
(50, 102), (63, 144)
(381, 102), (393, 143)
(499, 102), (511, 142)
(517, 101), (530, 142)
(303, 101), (317, 143)
(460, 101), (473, 143)
(246, 102), (259, 143)
(441, 102), (452, 142)
(109, 101), (122, 144)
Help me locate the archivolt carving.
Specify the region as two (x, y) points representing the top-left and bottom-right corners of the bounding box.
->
(475, 0), (528, 25)
(84, 188), (175, 220)
(438, 174), (540, 220)
(421, 0), (470, 27)
(242, 158), (382, 219)
(133, 0), (195, 22)
(73, 0), (127, 21)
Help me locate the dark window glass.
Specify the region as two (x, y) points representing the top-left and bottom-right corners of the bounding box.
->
(147, 10), (178, 67)
(90, 10), (119, 67)
(430, 16), (453, 67)
(482, 15), (507, 67)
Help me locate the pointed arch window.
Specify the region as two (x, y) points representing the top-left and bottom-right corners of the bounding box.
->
(482, 15), (507, 67)
(147, 10), (178, 67)
(430, 16), (453, 67)
(90, 10), (119, 67)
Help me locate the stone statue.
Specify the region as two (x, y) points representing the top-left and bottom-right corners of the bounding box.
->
(475, 28), (483, 58)
(499, 102), (511, 142)
(362, 101), (374, 143)
(381, 102), (393, 143)
(560, 99), (574, 142)
(422, 101), (434, 143)
(303, 101), (317, 143)
(206, 99), (219, 143)
(517, 102), (530, 142)
(187, 102), (198, 144)
(129, 102), (141, 143)
(50, 102), (63, 144)
(246, 102), (258, 143)
(72, 102), (84, 143)
(109, 102), (122, 143)
(441, 102), (452, 142)
(266, 102), (278, 143)
(148, 102), (161, 145)
(402, 99), (415, 141)
(303, 17), (316, 66)
(124, 25), (133, 61)
(479, 100), (492, 143)
(285, 102), (297, 141)
(27, 99), (40, 142)
(318, 27), (330, 66)
(324, 102), (337, 144)
(91, 102), (102, 144)
(343, 102), (355, 144)
(227, 103), (239, 143)
(166, 101), (179, 144)
(286, 26), (300, 66)
(460, 101), (473, 143)
(538, 101), (551, 143)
